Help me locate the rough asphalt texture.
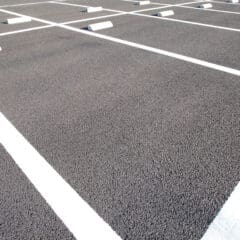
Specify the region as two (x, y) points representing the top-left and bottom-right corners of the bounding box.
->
(0, 0), (240, 240)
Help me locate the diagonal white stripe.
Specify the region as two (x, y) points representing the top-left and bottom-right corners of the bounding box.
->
(201, 182), (240, 240)
(0, 113), (121, 240)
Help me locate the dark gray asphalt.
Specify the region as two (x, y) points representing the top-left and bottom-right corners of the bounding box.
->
(0, 144), (75, 240)
(0, 0), (240, 240)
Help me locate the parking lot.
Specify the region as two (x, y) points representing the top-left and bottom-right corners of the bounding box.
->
(0, 0), (240, 239)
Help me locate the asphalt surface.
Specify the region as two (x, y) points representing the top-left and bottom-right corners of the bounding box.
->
(0, 0), (240, 239)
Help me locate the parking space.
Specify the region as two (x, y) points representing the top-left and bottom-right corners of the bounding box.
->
(0, 0), (240, 240)
(68, 14), (240, 69)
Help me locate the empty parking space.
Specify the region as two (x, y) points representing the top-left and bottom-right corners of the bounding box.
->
(68, 14), (240, 69)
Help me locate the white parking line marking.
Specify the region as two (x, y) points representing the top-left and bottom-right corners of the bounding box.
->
(0, 1), (239, 239)
(211, 0), (240, 4)
(0, 25), (54, 37)
(50, 1), (123, 13)
(62, 13), (126, 25)
(148, 1), (240, 15)
(0, 113), (121, 240)
(0, 1), (49, 8)
(50, 0), (202, 13)
(201, 182), (240, 240)
(178, 5), (240, 15)
(132, 4), (173, 12)
(0, 8), (240, 76)
(132, 12), (240, 32)
(63, 25), (240, 76)
(0, 0), (208, 39)
(131, 0), (211, 12)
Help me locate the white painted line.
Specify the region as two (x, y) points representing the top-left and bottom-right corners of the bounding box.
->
(0, 113), (121, 240)
(132, 5), (172, 12)
(123, 0), (167, 4)
(201, 182), (240, 240)
(62, 13), (125, 25)
(145, 0), (206, 6)
(0, 1), (49, 8)
(132, 12), (240, 32)
(157, 10), (174, 17)
(211, 0), (239, 4)
(50, 1), (124, 13)
(179, 5), (240, 15)
(227, 0), (239, 3)
(68, 26), (240, 76)
(0, 25), (54, 37)
(88, 21), (113, 31)
(0, 8), (60, 25)
(0, 46), (2, 51)
(1, 3), (240, 34)
(135, 1), (151, 5)
(6, 16), (32, 24)
(132, 0), (209, 13)
(1, 8), (240, 76)
(173, 0), (208, 6)
(84, 7), (103, 13)
(199, 3), (213, 8)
